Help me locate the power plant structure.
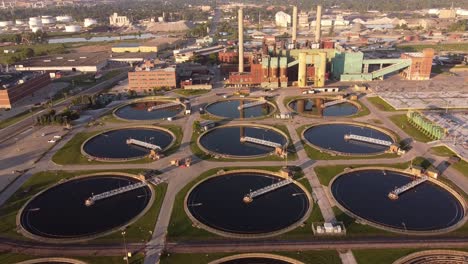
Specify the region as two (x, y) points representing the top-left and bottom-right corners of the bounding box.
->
(224, 5), (434, 89)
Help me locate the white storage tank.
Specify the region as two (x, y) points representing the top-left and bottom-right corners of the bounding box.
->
(56, 15), (73, 23)
(84, 18), (98, 28)
(31, 26), (43, 33)
(0, 21), (13, 27)
(15, 19), (27, 25)
(29, 17), (42, 27)
(65, 25), (81, 32)
(41, 16), (56, 24)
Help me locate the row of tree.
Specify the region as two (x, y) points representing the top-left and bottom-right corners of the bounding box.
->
(71, 94), (113, 110)
(35, 108), (79, 126)
(0, 0), (213, 23)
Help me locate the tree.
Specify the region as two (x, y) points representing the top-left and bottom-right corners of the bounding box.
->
(14, 34), (21, 44)
(24, 48), (35, 58)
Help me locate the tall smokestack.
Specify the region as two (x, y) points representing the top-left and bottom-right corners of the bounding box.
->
(292, 6), (298, 45)
(238, 8), (244, 73)
(314, 5), (322, 43)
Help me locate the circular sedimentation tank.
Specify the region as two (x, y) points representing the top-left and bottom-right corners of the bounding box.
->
(82, 127), (173, 161)
(114, 100), (184, 121)
(198, 125), (288, 158)
(19, 174), (152, 241)
(15, 258), (88, 264)
(205, 99), (275, 119)
(209, 253), (304, 264)
(288, 98), (359, 117)
(392, 250), (468, 264)
(217, 258), (294, 264)
(330, 169), (465, 233)
(186, 171), (310, 238)
(302, 122), (395, 155)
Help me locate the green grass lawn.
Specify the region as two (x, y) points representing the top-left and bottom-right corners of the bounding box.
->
(366, 96), (396, 111)
(52, 125), (182, 165)
(0, 253), (145, 264)
(173, 89), (210, 96)
(389, 114), (432, 143)
(332, 207), (393, 236)
(296, 125), (398, 160)
(0, 107), (44, 129)
(0, 169), (157, 243)
(352, 100), (371, 118)
(160, 250), (341, 264)
(429, 146), (467, 177)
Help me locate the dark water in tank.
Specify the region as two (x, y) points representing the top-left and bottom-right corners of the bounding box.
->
(21, 175), (151, 238)
(187, 173), (309, 234)
(331, 170), (464, 231)
(220, 258), (292, 264)
(199, 126), (287, 156)
(303, 123), (393, 154)
(83, 128), (173, 159)
(289, 99), (358, 116)
(206, 100), (273, 119)
(115, 101), (183, 120)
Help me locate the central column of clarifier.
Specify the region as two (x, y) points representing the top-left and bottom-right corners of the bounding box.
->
(238, 8), (244, 73)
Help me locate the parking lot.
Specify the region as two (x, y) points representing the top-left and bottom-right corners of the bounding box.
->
(0, 126), (66, 191)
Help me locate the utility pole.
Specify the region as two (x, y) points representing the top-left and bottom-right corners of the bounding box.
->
(122, 230), (129, 264)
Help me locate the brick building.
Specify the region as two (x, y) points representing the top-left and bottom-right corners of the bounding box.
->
(128, 61), (177, 92)
(400, 48), (434, 80)
(0, 72), (51, 109)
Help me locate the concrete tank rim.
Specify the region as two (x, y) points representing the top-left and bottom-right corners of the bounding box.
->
(183, 169), (312, 239)
(286, 96), (362, 118)
(196, 123), (290, 160)
(16, 172), (156, 244)
(80, 125), (176, 162)
(14, 257), (88, 264)
(112, 97), (186, 122)
(207, 253), (305, 264)
(204, 97), (277, 120)
(328, 167), (467, 235)
(301, 121), (398, 157)
(392, 249), (468, 264)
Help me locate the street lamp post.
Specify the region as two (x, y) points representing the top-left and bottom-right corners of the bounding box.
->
(122, 230), (129, 264)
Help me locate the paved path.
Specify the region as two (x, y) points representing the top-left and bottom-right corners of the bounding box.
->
(0, 86), (466, 264)
(339, 250), (358, 264)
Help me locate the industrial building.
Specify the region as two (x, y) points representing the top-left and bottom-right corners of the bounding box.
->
(0, 71), (51, 108)
(109, 12), (131, 27)
(14, 52), (157, 73)
(14, 53), (110, 72)
(275, 11), (291, 28)
(111, 43), (159, 53)
(128, 60), (177, 92)
(225, 5), (434, 88)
